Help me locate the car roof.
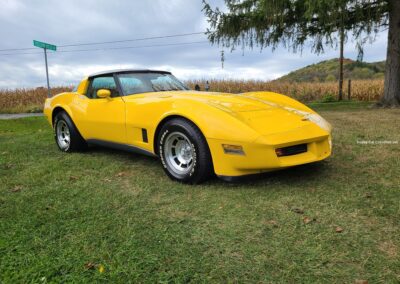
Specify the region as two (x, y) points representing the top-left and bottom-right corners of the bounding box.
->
(88, 69), (172, 78)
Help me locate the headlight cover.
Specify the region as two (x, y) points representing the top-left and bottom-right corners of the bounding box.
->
(283, 107), (332, 133)
(302, 113), (332, 133)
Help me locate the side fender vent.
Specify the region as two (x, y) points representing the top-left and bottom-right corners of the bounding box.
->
(142, 128), (148, 143)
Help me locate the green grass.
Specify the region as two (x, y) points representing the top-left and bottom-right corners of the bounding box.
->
(1, 106), (399, 283)
(307, 101), (375, 111)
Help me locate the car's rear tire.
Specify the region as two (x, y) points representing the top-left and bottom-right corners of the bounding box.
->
(157, 118), (213, 184)
(54, 111), (87, 152)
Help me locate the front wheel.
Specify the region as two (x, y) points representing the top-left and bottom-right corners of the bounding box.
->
(54, 111), (87, 152)
(158, 118), (213, 184)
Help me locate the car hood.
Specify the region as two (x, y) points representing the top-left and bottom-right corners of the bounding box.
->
(125, 90), (330, 136)
(177, 91), (327, 135)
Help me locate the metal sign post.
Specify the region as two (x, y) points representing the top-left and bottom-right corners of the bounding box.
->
(33, 40), (57, 98)
(43, 48), (50, 98)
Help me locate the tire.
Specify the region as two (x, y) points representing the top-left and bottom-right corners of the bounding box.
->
(53, 111), (87, 152)
(157, 118), (213, 184)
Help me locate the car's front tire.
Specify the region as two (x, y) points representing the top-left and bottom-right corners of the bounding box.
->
(158, 118), (213, 184)
(54, 111), (87, 152)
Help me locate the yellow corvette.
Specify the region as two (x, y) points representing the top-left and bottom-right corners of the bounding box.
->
(44, 69), (332, 183)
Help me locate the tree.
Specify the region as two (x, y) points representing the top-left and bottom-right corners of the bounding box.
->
(338, 22), (345, 101)
(203, 0), (399, 106)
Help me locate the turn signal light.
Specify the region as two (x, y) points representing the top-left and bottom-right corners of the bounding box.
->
(222, 144), (245, 155)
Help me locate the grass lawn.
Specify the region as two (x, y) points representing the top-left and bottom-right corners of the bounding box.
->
(1, 106), (399, 283)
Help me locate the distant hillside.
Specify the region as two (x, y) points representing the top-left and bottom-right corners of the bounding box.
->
(277, 58), (385, 82)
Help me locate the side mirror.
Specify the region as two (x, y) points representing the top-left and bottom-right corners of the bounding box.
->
(97, 89), (111, 98)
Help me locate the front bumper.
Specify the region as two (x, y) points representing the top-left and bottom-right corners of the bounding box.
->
(208, 126), (331, 177)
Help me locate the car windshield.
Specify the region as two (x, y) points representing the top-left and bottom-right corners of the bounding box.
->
(117, 72), (189, 95)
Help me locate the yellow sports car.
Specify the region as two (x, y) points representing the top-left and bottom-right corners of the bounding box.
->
(44, 69), (332, 183)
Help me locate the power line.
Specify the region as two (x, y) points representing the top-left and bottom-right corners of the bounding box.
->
(58, 32), (205, 47)
(0, 31), (206, 53)
(56, 41), (209, 53)
(0, 51), (42, 56)
(0, 40), (209, 56)
(0, 47), (37, 52)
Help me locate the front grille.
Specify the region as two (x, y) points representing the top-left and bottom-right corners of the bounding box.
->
(275, 144), (307, 157)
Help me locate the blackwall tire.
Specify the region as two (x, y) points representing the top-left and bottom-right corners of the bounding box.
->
(54, 111), (87, 152)
(158, 118), (213, 184)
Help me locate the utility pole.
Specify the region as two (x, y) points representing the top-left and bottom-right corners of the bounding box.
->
(220, 50), (225, 69)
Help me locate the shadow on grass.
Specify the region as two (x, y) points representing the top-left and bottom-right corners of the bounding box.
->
(235, 162), (325, 182)
(85, 144), (329, 189)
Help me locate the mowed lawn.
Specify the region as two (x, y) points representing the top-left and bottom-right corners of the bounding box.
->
(1, 105), (399, 283)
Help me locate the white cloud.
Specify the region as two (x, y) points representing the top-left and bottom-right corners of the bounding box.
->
(0, 0), (25, 18)
(0, 0), (388, 89)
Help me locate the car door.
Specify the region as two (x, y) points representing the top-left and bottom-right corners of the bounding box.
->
(80, 75), (126, 144)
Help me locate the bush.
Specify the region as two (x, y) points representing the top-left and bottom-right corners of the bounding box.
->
(321, 93), (337, 103)
(325, 74), (336, 82)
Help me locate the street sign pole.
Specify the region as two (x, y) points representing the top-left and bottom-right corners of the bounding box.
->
(33, 40), (57, 98)
(43, 48), (51, 98)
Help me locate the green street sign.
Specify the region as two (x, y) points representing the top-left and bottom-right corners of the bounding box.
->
(33, 40), (57, 51)
(33, 40), (56, 97)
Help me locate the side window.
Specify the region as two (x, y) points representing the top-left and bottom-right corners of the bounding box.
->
(118, 76), (147, 95)
(88, 76), (119, 98)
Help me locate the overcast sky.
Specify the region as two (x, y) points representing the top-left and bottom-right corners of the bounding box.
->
(0, 0), (388, 89)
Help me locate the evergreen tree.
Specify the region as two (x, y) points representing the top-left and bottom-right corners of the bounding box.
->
(203, 0), (399, 106)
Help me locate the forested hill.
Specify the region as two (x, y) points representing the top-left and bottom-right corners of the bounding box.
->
(276, 58), (385, 82)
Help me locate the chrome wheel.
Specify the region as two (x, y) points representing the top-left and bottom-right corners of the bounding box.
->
(164, 132), (194, 175)
(56, 120), (70, 150)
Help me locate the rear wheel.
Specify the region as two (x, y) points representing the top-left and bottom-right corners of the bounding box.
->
(54, 111), (87, 152)
(158, 118), (213, 184)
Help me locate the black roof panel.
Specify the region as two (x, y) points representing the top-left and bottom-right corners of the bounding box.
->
(88, 69), (171, 78)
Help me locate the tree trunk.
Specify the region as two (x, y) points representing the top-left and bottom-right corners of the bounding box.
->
(381, 0), (400, 106)
(338, 26), (344, 101)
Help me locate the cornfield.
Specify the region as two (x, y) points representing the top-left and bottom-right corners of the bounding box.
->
(0, 87), (72, 113)
(0, 80), (383, 113)
(186, 79), (384, 102)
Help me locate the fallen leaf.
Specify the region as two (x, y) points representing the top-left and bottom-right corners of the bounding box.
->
(69, 176), (79, 181)
(4, 163), (13, 169)
(355, 280), (368, 284)
(115, 172), (126, 177)
(335, 226), (344, 233)
(84, 262), (96, 270)
(11, 185), (23, 192)
(303, 216), (316, 224)
(290, 207), (304, 214)
(265, 220), (279, 227)
(98, 264), (105, 273)
(103, 178), (112, 182)
(365, 192), (372, 198)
